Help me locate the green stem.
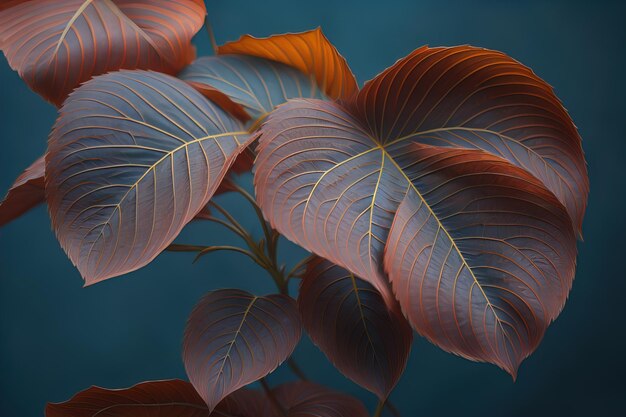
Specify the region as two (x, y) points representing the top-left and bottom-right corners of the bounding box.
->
(373, 400), (385, 417)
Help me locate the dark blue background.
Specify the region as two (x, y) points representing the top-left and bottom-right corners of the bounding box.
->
(1, 1), (625, 416)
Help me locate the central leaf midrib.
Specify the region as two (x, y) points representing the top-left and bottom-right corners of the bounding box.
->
(85, 131), (246, 257)
(379, 145), (509, 334)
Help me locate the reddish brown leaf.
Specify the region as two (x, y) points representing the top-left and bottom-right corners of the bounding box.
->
(183, 289), (302, 412)
(268, 381), (369, 417)
(298, 258), (412, 399)
(0, 155), (45, 226)
(46, 70), (251, 284)
(45, 379), (208, 417)
(46, 379), (266, 417)
(352, 45), (588, 234)
(254, 94), (579, 375)
(218, 28), (357, 100)
(0, 0), (206, 105)
(383, 145), (576, 377)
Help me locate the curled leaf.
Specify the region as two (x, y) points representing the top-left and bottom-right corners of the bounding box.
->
(46, 70), (251, 284)
(353, 45), (588, 233)
(0, 0), (206, 105)
(0, 155), (45, 227)
(183, 289), (302, 411)
(218, 28), (357, 100)
(298, 257), (412, 399)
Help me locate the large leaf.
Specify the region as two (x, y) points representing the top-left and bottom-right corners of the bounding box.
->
(179, 54), (324, 123)
(0, 156), (45, 226)
(183, 289), (302, 412)
(298, 257), (412, 399)
(267, 381), (369, 417)
(254, 96), (578, 375)
(46, 70), (251, 284)
(46, 379), (266, 417)
(218, 28), (357, 101)
(0, 0), (205, 105)
(352, 45), (588, 234)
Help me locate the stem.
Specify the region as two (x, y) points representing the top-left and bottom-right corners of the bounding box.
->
(287, 358), (308, 381)
(231, 183), (276, 262)
(373, 400), (385, 417)
(260, 378), (286, 417)
(204, 15), (218, 54)
(385, 401), (401, 417)
(194, 246), (265, 267)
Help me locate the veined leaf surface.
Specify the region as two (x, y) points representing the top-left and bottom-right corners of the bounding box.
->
(183, 289), (302, 412)
(353, 45), (588, 233)
(45, 379), (266, 417)
(0, 0), (205, 105)
(0, 156), (45, 226)
(298, 258), (412, 399)
(267, 381), (369, 417)
(179, 54), (324, 123)
(254, 95), (577, 375)
(46, 70), (251, 284)
(218, 28), (357, 100)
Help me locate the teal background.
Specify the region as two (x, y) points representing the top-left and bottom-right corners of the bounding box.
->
(1, 1), (625, 416)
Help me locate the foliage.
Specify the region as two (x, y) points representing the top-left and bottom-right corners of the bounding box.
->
(0, 1), (588, 416)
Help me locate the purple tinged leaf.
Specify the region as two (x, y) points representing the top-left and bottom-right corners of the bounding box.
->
(183, 289), (302, 412)
(298, 257), (412, 399)
(46, 70), (252, 285)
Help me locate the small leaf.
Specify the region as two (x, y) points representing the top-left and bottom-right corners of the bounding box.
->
(0, 0), (206, 105)
(0, 155), (45, 227)
(298, 257), (412, 399)
(179, 55), (324, 124)
(46, 70), (252, 284)
(269, 381), (369, 417)
(218, 28), (358, 100)
(45, 379), (266, 417)
(183, 289), (302, 412)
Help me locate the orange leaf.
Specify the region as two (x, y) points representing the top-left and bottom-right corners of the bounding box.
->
(218, 28), (358, 100)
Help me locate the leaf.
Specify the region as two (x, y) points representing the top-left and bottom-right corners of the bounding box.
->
(179, 54), (325, 123)
(46, 70), (251, 284)
(352, 45), (588, 234)
(45, 379), (207, 417)
(46, 379), (266, 417)
(183, 289), (302, 412)
(268, 381), (369, 417)
(0, 155), (45, 227)
(384, 145), (577, 377)
(0, 0), (206, 105)
(298, 257), (412, 399)
(254, 96), (578, 376)
(218, 28), (358, 100)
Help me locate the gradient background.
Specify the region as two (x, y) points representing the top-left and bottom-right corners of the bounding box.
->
(1, 1), (625, 416)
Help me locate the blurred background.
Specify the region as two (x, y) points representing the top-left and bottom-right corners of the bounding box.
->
(1, 0), (625, 416)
